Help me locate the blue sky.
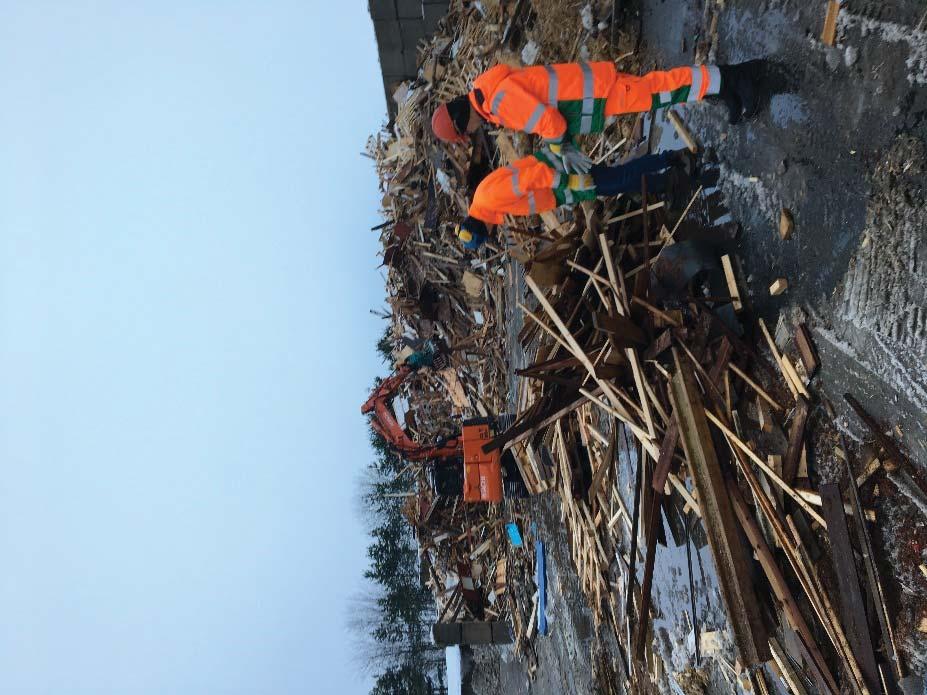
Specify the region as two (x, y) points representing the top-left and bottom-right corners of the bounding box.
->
(0, 2), (386, 692)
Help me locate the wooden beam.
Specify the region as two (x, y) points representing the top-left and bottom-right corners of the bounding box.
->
(819, 483), (882, 694)
(669, 352), (769, 664)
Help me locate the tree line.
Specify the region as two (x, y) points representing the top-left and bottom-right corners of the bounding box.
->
(347, 328), (448, 695)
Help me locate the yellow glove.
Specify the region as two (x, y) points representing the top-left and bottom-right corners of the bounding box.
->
(567, 174), (595, 191)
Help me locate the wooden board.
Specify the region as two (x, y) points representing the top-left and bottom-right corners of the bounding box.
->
(822, 0), (840, 46)
(769, 278), (788, 296)
(721, 255), (743, 311)
(795, 324), (820, 376)
(819, 483), (882, 694)
(669, 354), (769, 664)
(728, 480), (839, 694)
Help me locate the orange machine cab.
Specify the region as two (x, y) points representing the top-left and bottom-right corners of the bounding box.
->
(461, 421), (503, 503)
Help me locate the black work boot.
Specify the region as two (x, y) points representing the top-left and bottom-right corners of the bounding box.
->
(668, 149), (698, 177)
(716, 60), (764, 124)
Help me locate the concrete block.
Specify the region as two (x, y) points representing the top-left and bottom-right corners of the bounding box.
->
(399, 18), (425, 46)
(378, 49), (406, 76)
(396, 0), (423, 19)
(460, 622), (493, 645)
(402, 49), (420, 76)
(368, 0), (397, 21)
(373, 19), (402, 52)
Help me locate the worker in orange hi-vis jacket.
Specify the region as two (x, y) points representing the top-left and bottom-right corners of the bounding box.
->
(432, 60), (764, 173)
(455, 148), (695, 250)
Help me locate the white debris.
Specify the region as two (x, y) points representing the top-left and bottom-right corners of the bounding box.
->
(845, 44), (859, 66)
(435, 168), (454, 195)
(580, 3), (594, 31)
(521, 40), (540, 65)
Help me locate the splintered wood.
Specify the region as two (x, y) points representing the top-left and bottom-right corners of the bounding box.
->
(497, 161), (908, 693)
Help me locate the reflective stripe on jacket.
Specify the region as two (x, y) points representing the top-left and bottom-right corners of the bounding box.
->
(467, 151), (596, 225)
(468, 63), (720, 141)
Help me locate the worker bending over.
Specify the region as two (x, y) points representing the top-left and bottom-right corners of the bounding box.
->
(432, 60), (761, 171)
(456, 149), (693, 249)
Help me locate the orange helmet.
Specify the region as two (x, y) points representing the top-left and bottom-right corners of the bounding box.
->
(431, 102), (469, 143)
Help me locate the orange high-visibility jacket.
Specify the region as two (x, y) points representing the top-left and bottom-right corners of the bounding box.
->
(469, 62), (720, 142)
(468, 151), (596, 225)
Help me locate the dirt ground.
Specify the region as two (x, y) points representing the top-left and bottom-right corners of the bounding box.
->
(468, 0), (927, 692)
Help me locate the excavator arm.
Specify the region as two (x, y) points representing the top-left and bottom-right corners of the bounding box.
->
(361, 366), (462, 462)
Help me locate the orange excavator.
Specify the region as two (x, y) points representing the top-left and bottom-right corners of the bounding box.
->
(361, 365), (523, 503)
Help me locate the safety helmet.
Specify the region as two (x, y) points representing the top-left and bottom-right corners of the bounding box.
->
(431, 100), (470, 143)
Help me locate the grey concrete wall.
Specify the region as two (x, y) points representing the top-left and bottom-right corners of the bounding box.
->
(369, 0), (450, 117)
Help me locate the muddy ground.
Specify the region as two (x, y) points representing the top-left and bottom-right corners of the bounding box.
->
(470, 0), (927, 692)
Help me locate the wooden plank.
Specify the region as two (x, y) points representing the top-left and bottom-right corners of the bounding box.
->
(667, 472), (700, 516)
(721, 255), (743, 311)
(669, 352), (769, 664)
(795, 324), (820, 376)
(819, 483), (882, 694)
(728, 480), (839, 695)
(635, 489), (662, 660)
(667, 109), (698, 153)
(728, 362), (784, 412)
(782, 395), (809, 485)
(632, 296), (682, 327)
(781, 356), (810, 399)
(822, 0), (840, 46)
(759, 318), (797, 399)
(651, 419), (680, 492)
(838, 431), (904, 682)
(604, 201), (665, 225)
(768, 637), (810, 695)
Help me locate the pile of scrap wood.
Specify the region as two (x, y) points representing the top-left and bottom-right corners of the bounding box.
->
(478, 177), (919, 692)
(364, 0), (645, 660)
(405, 479), (541, 669)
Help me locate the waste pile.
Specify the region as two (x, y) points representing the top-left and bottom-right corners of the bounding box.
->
(365, 1), (924, 693)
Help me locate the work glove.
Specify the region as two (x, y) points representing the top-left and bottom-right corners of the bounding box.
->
(456, 216), (488, 250)
(548, 141), (593, 174)
(567, 173), (595, 192)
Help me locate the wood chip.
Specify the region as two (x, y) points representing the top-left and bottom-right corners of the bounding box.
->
(769, 278), (788, 296)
